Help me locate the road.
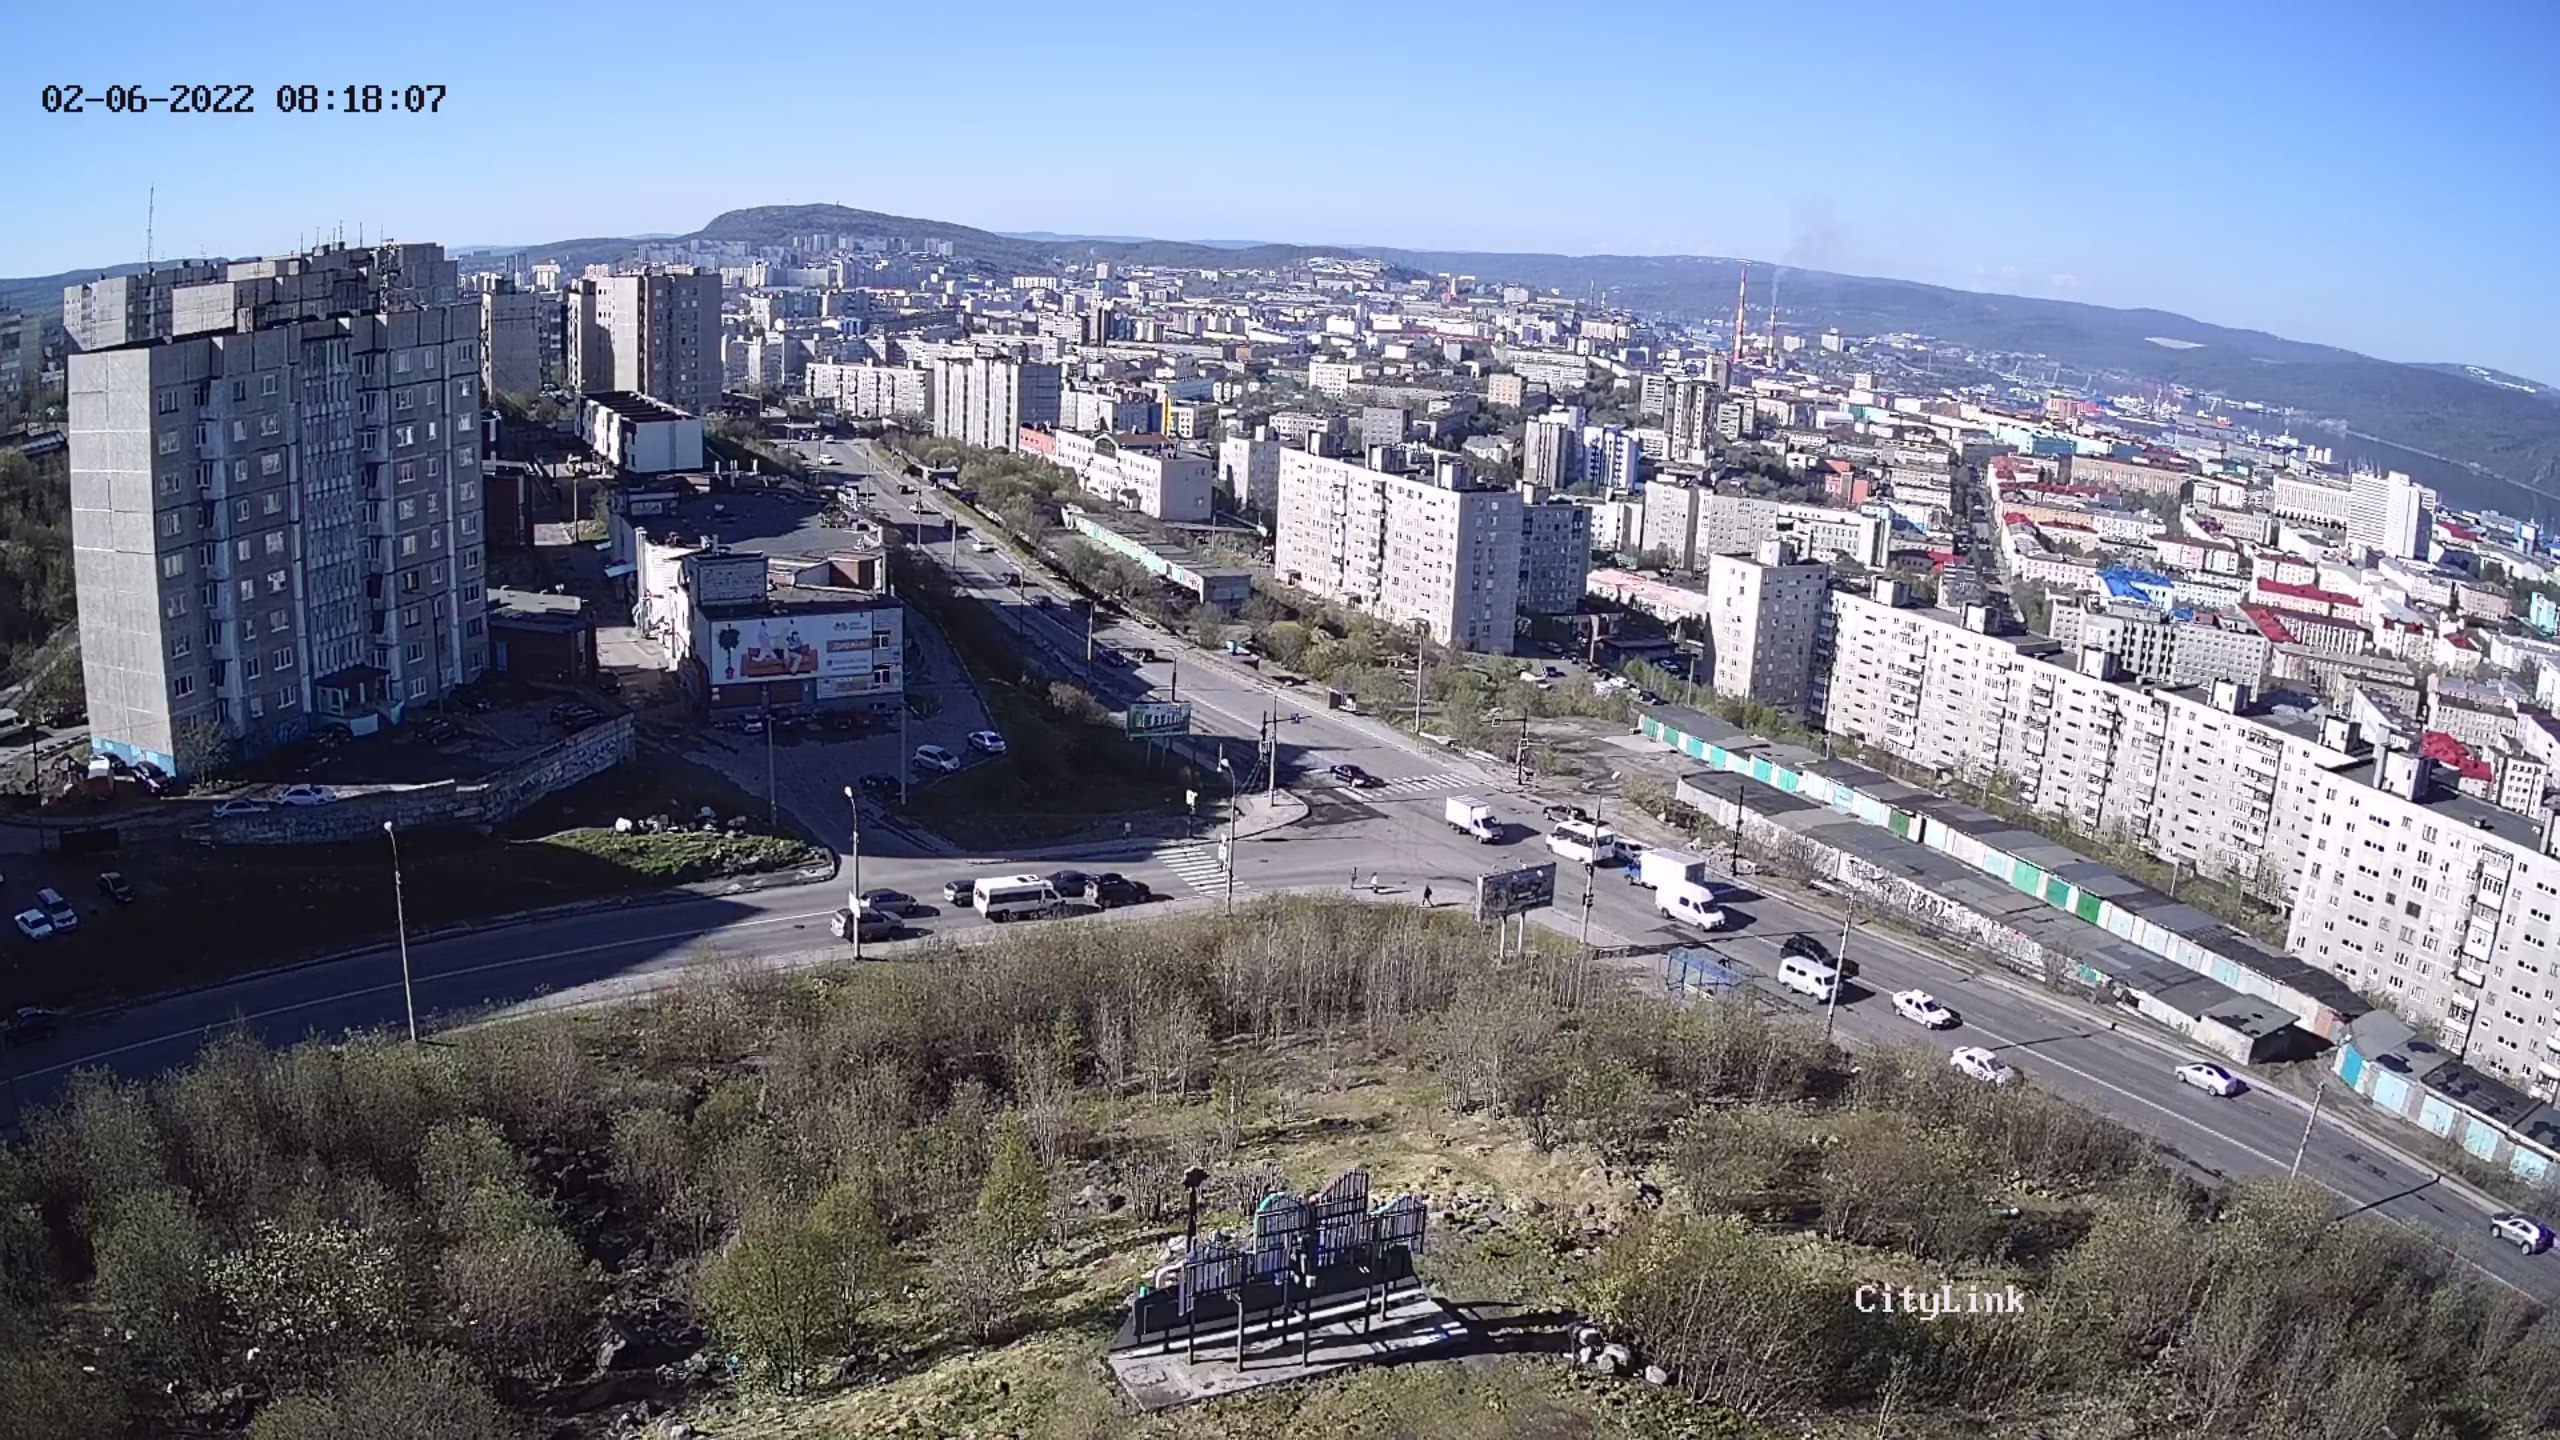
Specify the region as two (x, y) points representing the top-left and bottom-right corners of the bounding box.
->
(4, 434), (2549, 1305)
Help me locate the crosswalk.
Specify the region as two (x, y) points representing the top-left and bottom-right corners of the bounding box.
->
(1155, 843), (1230, 897)
(1324, 768), (1470, 801)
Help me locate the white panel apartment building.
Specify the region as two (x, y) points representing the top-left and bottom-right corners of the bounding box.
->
(565, 267), (721, 415)
(928, 354), (1061, 452)
(1273, 448), (1522, 651)
(1705, 541), (1827, 715)
(2287, 756), (2560, 1097)
(803, 362), (927, 420)
(1645, 478), (1889, 570)
(1824, 582), (2366, 894)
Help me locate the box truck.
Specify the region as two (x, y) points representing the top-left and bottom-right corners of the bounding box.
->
(1631, 848), (1712, 892)
(1443, 796), (1500, 842)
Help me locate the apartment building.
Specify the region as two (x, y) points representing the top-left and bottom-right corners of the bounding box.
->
(2270, 475), (2355, 529)
(803, 362), (927, 420)
(1308, 358), (1358, 396)
(565, 267), (721, 415)
(1217, 433), (1283, 515)
(1518, 493), (1593, 616)
(929, 354), (1061, 451)
(1703, 540), (1828, 714)
(1049, 432), (1211, 522)
(1823, 581), (2365, 896)
(2350, 469), (2432, 560)
(475, 278), (560, 400)
(2286, 752), (2560, 1098)
(1273, 448), (1522, 651)
(2049, 605), (2274, 688)
(65, 243), (489, 775)
(0, 307), (37, 411)
(1646, 478), (1888, 570)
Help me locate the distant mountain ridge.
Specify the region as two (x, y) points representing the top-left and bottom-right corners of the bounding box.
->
(9, 201), (2555, 514)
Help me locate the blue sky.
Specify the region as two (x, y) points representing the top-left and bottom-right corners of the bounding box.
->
(6, 0), (2556, 380)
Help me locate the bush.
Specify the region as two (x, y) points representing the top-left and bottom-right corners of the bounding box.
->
(91, 1187), (218, 1382)
(246, 1347), (516, 1440)
(695, 1182), (891, 1388)
(209, 1220), (411, 1383)
(439, 1223), (591, 1379)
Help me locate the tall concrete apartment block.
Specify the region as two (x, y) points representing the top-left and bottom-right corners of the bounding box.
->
(0, 306), (38, 412)
(475, 276), (560, 400)
(1273, 448), (1522, 652)
(566, 267), (720, 416)
(1517, 490), (1593, 616)
(65, 243), (489, 775)
(928, 354), (1061, 451)
(1705, 540), (1828, 714)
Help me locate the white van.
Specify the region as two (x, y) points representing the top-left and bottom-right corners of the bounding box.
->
(1656, 880), (1728, 931)
(973, 873), (1062, 922)
(1546, 820), (1621, 866)
(1777, 955), (1840, 1002)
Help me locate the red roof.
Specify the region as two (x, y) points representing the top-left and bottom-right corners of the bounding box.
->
(2254, 577), (2361, 607)
(2442, 522), (2480, 542)
(2239, 604), (2296, 644)
(2419, 730), (2494, 782)
(2002, 511), (2030, 525)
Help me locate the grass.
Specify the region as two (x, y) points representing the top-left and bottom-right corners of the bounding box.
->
(5, 753), (822, 1009)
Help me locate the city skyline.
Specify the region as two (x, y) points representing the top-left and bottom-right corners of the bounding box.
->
(6, 0), (2558, 383)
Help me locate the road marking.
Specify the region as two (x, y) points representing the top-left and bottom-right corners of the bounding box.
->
(1155, 844), (1230, 897)
(9, 905), (846, 1081)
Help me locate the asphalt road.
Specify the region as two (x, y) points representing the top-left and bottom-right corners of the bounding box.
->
(5, 435), (2549, 1303)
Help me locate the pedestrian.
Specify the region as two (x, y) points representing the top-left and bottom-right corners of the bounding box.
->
(1422, 885), (1434, 909)
(1349, 868), (1359, 895)
(1370, 870), (1382, 893)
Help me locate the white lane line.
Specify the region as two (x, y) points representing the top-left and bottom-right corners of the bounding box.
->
(10, 906), (846, 1081)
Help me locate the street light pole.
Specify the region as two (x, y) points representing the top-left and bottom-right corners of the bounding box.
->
(1221, 752), (1238, 914)
(842, 785), (862, 962)
(1515, 711), (1529, 788)
(382, 821), (419, 1045)
(1823, 902), (1854, 1042)
(2291, 1081), (2325, 1182)
(763, 689), (777, 831)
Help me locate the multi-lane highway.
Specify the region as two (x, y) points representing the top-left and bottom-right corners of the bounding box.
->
(5, 431), (2551, 1304)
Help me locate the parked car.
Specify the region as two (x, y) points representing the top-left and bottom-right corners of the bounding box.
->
(858, 773), (903, 800)
(1329, 763), (1380, 789)
(94, 871), (134, 905)
(736, 713), (766, 736)
(1780, 933), (1833, 967)
(1046, 870), (1098, 905)
(212, 799), (271, 818)
(1543, 803), (1591, 825)
(3, 1006), (56, 1045)
(34, 888), (75, 932)
(1636, 689), (1662, 705)
(970, 540), (997, 554)
(1891, 990), (1956, 1029)
(2492, 1212), (2556, 1254)
(2174, 1061), (2246, 1097)
(966, 730), (1008, 755)
(1950, 1046), (2017, 1086)
(858, 888), (925, 917)
(12, 909), (52, 941)
(277, 784), (339, 806)
(912, 744), (961, 774)
(941, 878), (975, 906)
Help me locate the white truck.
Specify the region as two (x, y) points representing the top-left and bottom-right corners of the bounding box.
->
(1656, 879), (1729, 932)
(1444, 796), (1500, 842)
(1631, 848), (1711, 892)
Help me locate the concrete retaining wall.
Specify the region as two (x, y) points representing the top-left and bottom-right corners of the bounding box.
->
(204, 717), (637, 845)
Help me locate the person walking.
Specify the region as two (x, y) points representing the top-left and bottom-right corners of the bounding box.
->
(1422, 884), (1434, 909)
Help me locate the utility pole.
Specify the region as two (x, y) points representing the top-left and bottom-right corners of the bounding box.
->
(763, 689), (778, 830)
(898, 690), (911, 807)
(1514, 711), (1529, 787)
(1823, 902), (1854, 1041)
(1729, 768), (1745, 873)
(1085, 602), (1096, 665)
(382, 821), (419, 1045)
(1263, 709), (1278, 801)
(1221, 752), (1238, 914)
(2290, 1081), (2325, 1181)
(842, 785), (863, 961)
(1411, 623), (1426, 735)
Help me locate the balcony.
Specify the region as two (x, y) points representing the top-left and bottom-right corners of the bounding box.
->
(2455, 965), (2489, 988)
(2538, 1057), (2560, 1085)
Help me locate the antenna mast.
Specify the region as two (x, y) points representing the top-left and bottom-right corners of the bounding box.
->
(144, 186), (155, 271)
(1765, 269), (1780, 363)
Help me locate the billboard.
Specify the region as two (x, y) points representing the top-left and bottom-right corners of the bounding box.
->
(1475, 862), (1557, 920)
(1126, 700), (1192, 736)
(701, 610), (879, 685)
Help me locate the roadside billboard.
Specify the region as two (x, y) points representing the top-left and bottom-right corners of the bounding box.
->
(1125, 700), (1192, 736)
(1475, 862), (1557, 921)
(699, 610), (878, 685)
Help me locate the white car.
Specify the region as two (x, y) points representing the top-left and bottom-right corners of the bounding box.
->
(2174, 1061), (2245, 1097)
(12, 909), (52, 941)
(212, 799), (271, 818)
(1892, 989), (1956, 1029)
(969, 540), (997, 554)
(912, 744), (961, 774)
(1950, 1046), (2016, 1086)
(34, 888), (76, 933)
(2492, 1212), (2555, 1254)
(966, 730), (1007, 755)
(277, 784), (339, 806)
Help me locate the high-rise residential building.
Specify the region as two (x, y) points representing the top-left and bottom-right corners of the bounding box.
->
(1218, 433), (1283, 516)
(1522, 414), (1574, 489)
(1704, 540), (1828, 714)
(804, 362), (927, 420)
(64, 243), (489, 775)
(0, 307), (38, 412)
(2346, 469), (2432, 561)
(927, 354), (1061, 451)
(1273, 448), (1522, 652)
(1663, 375), (1722, 462)
(1580, 425), (1642, 490)
(475, 277), (559, 400)
(1820, 580), (2366, 896)
(1645, 477), (1888, 570)
(1517, 491), (1593, 616)
(565, 267), (721, 415)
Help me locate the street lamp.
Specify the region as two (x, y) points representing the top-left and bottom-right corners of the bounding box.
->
(381, 821), (419, 1045)
(842, 785), (863, 962)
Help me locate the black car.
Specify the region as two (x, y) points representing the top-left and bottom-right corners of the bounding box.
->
(859, 888), (924, 917)
(857, 773), (902, 800)
(1329, 763), (1380, 788)
(95, 871), (135, 904)
(3, 1007), (56, 1046)
(1090, 873), (1150, 908)
(1046, 870), (1098, 904)
(1780, 933), (1857, 977)
(941, 878), (975, 906)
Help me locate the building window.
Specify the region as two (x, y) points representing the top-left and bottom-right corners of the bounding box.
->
(400, 535), (418, 558)
(261, 373), (279, 396)
(260, 452), (282, 476)
(397, 498), (416, 521)
(244, 656), (261, 680)
(265, 532), (285, 556)
(464, 617), (483, 637)
(405, 643), (424, 663)
(273, 647), (294, 672)
(158, 429), (180, 456)
(266, 570), (287, 595)
(170, 634), (191, 659)
(262, 492), (282, 515)
(237, 579), (255, 601)
(173, 675), (195, 698)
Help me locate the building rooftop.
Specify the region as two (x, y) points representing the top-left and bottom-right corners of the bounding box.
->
(585, 391), (696, 424)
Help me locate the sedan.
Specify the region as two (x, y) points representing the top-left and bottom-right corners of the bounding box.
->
(858, 773), (903, 800)
(858, 888), (926, 918)
(2174, 1062), (2246, 1097)
(941, 879), (975, 906)
(1891, 989), (1956, 1029)
(1046, 870), (1098, 903)
(12, 910), (52, 941)
(912, 745), (961, 774)
(212, 799), (271, 818)
(2492, 1212), (2555, 1255)
(277, 784), (339, 806)
(1090, 873), (1150, 908)
(3, 1006), (56, 1045)
(1329, 763), (1381, 789)
(1543, 803), (1591, 825)
(1950, 1046), (2017, 1086)
(35, 888), (76, 932)
(967, 730), (1008, 755)
(95, 872), (135, 905)
(970, 540), (998, 554)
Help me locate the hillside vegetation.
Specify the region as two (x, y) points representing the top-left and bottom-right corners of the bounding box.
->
(5, 898), (2560, 1439)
